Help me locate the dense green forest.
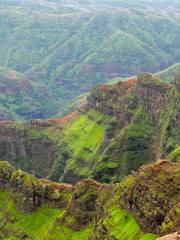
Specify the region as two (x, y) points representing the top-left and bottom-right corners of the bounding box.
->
(0, 0), (179, 119)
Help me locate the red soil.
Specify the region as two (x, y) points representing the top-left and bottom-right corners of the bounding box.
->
(100, 84), (111, 91)
(100, 78), (136, 92)
(49, 111), (78, 124)
(119, 78), (137, 88)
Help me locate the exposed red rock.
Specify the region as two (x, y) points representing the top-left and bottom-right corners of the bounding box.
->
(49, 111), (78, 123)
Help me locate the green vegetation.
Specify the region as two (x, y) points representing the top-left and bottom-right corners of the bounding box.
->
(64, 114), (105, 158)
(0, 189), (62, 239)
(102, 207), (157, 240)
(167, 146), (180, 163)
(157, 62), (180, 83)
(46, 225), (92, 240)
(0, 68), (58, 120)
(0, 159), (179, 239)
(93, 105), (155, 182)
(51, 110), (106, 181)
(119, 107), (155, 174)
(0, 188), (91, 240)
(0, 73), (179, 184)
(0, 2), (179, 237)
(92, 160), (180, 239)
(0, 0), (179, 119)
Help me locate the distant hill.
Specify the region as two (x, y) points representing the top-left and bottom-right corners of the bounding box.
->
(0, 0), (179, 119)
(157, 62), (180, 83)
(0, 67), (58, 120)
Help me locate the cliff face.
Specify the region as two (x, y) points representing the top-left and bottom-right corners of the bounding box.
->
(88, 74), (171, 123)
(90, 160), (180, 240)
(0, 122), (57, 178)
(0, 73), (179, 183)
(0, 160), (179, 239)
(88, 73), (179, 182)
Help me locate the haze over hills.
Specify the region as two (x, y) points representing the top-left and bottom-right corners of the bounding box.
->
(0, 1), (180, 239)
(0, 0), (179, 119)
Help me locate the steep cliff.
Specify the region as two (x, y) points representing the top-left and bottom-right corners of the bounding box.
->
(90, 160), (180, 240)
(0, 73), (179, 183)
(88, 73), (179, 182)
(0, 160), (179, 239)
(0, 121), (58, 178)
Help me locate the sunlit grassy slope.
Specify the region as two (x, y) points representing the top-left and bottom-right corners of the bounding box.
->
(0, 187), (157, 240)
(103, 207), (157, 240)
(61, 110), (106, 178)
(0, 189), (91, 240)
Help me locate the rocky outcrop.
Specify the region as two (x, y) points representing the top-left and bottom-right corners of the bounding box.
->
(0, 160), (179, 239)
(87, 78), (137, 120)
(157, 232), (180, 240)
(136, 73), (171, 121)
(60, 179), (112, 230)
(0, 161), (73, 211)
(120, 160), (180, 235)
(91, 160), (180, 239)
(88, 73), (171, 123)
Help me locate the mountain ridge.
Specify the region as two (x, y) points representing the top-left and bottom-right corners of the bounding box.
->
(0, 159), (179, 239)
(0, 73), (179, 184)
(0, 0), (179, 119)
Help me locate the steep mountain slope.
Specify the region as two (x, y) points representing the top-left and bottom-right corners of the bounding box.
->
(0, 160), (179, 239)
(0, 0), (179, 118)
(0, 73), (179, 183)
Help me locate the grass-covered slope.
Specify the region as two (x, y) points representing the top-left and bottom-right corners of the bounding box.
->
(0, 189), (92, 240)
(57, 110), (106, 182)
(0, 161), (91, 240)
(0, 160), (179, 239)
(0, 0), (179, 118)
(0, 190), (64, 240)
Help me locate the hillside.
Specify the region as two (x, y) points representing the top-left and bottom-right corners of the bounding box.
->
(0, 160), (179, 239)
(0, 67), (58, 120)
(157, 62), (180, 83)
(0, 0), (179, 119)
(0, 73), (179, 183)
(0, 1), (179, 238)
